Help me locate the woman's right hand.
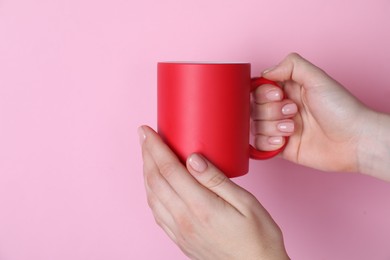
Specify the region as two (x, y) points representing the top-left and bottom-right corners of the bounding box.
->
(252, 53), (382, 174)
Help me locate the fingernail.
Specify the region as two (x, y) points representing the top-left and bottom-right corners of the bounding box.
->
(188, 154), (207, 173)
(262, 65), (276, 75)
(268, 136), (283, 145)
(266, 90), (282, 101)
(137, 126), (146, 145)
(282, 103), (298, 115)
(277, 122), (294, 132)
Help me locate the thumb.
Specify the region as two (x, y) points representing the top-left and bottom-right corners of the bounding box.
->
(262, 53), (333, 90)
(186, 153), (255, 212)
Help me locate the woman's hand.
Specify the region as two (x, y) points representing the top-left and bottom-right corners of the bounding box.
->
(139, 125), (289, 260)
(252, 53), (378, 173)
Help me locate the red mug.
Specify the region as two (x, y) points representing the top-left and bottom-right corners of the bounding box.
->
(157, 62), (287, 178)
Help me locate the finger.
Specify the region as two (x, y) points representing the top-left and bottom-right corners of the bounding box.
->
(143, 146), (187, 218)
(186, 153), (260, 215)
(140, 125), (219, 211)
(254, 135), (286, 151)
(143, 147), (202, 240)
(252, 100), (298, 120)
(262, 52), (333, 89)
(251, 119), (295, 136)
(252, 84), (283, 104)
(144, 179), (178, 243)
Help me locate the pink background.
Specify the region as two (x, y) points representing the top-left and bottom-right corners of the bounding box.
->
(1, 0), (390, 259)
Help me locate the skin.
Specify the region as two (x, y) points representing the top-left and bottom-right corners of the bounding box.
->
(140, 126), (289, 260)
(255, 53), (390, 180)
(139, 53), (390, 259)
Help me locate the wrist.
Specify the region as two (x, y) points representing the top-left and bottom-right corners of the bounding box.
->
(357, 110), (390, 181)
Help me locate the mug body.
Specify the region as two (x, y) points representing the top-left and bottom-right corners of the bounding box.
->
(158, 62), (251, 178)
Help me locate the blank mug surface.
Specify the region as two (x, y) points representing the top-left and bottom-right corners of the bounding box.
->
(158, 62), (252, 178)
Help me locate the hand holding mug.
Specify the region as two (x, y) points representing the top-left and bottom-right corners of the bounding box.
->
(255, 53), (378, 173)
(139, 126), (290, 260)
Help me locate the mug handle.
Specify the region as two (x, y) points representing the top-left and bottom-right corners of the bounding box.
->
(249, 77), (289, 159)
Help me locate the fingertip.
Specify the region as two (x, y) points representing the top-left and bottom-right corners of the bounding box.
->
(265, 89), (283, 102)
(139, 125), (163, 145)
(253, 84), (283, 104)
(138, 125), (154, 151)
(187, 153), (208, 173)
(281, 103), (298, 116)
(139, 125), (156, 135)
(137, 126), (146, 145)
(255, 135), (285, 151)
(268, 136), (285, 146)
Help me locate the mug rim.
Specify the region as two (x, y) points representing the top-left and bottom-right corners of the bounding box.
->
(158, 61), (250, 65)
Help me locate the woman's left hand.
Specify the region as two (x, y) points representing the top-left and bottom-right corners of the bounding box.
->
(139, 125), (289, 260)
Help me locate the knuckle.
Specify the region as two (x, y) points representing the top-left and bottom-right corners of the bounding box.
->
(144, 167), (157, 189)
(145, 183), (161, 210)
(262, 103), (274, 119)
(269, 226), (284, 242)
(177, 216), (193, 232)
(159, 161), (179, 178)
(241, 193), (264, 216)
(146, 193), (157, 209)
(242, 192), (259, 207)
(250, 120), (256, 134)
(153, 215), (164, 228)
(251, 120), (260, 135)
(175, 214), (195, 240)
(287, 52), (301, 61)
(196, 209), (211, 224)
(254, 121), (265, 135)
(255, 135), (267, 150)
(253, 87), (263, 101)
(206, 172), (228, 189)
(253, 103), (272, 120)
(190, 200), (212, 224)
